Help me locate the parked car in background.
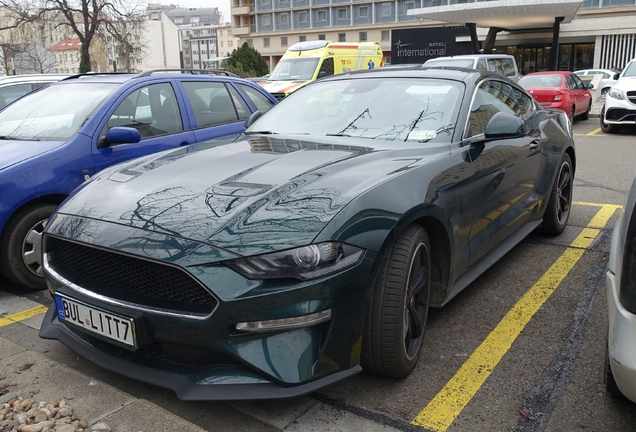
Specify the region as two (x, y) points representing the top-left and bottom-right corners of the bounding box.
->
(574, 68), (619, 94)
(605, 168), (636, 403)
(600, 58), (636, 134)
(423, 54), (522, 82)
(0, 70), (277, 290)
(40, 67), (575, 400)
(518, 71), (593, 122)
(0, 74), (68, 109)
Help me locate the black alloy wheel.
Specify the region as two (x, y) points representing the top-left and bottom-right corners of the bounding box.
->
(540, 153), (573, 235)
(600, 105), (623, 134)
(361, 225), (431, 378)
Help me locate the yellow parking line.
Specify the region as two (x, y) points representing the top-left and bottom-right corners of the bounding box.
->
(411, 204), (618, 431)
(0, 305), (48, 327)
(586, 127), (602, 136)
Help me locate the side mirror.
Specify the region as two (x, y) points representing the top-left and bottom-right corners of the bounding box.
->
(98, 127), (141, 148)
(484, 112), (526, 139)
(614, 73), (621, 80)
(244, 110), (262, 129)
(317, 70), (328, 79)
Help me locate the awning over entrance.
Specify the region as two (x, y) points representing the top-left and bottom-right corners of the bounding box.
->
(407, 0), (583, 31)
(407, 0), (584, 69)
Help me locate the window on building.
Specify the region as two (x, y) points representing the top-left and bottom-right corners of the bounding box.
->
(338, 33), (346, 42)
(317, 9), (327, 21)
(263, 0), (271, 4)
(136, 58), (142, 64)
(281, 36), (288, 46)
(280, 13), (289, 24)
(175, 17), (183, 23)
(191, 16), (200, 23)
(135, 35), (140, 41)
(359, 5), (369, 17)
(382, 2), (391, 16)
(318, 34), (326, 40)
(299, 11), (308, 22)
(405, 0), (415, 10)
(106, 36), (112, 42)
(381, 30), (390, 41)
(359, 31), (367, 41)
(193, 50), (198, 54)
(299, 35), (306, 42)
(185, 49), (190, 55)
(263, 14), (271, 26)
(280, 0), (289, 3)
(247, 39), (254, 47)
(338, 7), (347, 19)
(264, 37), (270, 47)
(194, 60), (199, 64)
(219, 30), (223, 37)
(228, 40), (233, 47)
(228, 30), (232, 36)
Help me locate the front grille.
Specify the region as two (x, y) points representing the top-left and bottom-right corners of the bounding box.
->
(271, 92), (285, 101)
(47, 238), (217, 315)
(627, 90), (636, 105)
(605, 107), (636, 122)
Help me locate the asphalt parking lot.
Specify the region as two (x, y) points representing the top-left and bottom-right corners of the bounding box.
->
(2, 118), (636, 432)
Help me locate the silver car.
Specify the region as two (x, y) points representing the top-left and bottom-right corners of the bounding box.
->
(0, 74), (69, 109)
(606, 169), (636, 402)
(574, 69), (619, 94)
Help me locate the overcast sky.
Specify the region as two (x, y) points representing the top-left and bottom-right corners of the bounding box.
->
(151, 0), (232, 24)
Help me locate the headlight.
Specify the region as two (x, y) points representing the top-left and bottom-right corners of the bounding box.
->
(608, 87), (625, 100)
(226, 242), (364, 280)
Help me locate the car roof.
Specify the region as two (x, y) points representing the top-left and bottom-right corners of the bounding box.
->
(0, 74), (69, 83)
(322, 65), (496, 85)
(427, 54), (514, 60)
(54, 70), (250, 86)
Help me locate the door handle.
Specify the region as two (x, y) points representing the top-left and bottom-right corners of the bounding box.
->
(530, 140), (540, 149)
(179, 141), (191, 146)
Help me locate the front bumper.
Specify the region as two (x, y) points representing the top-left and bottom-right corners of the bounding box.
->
(603, 96), (636, 125)
(40, 306), (360, 400)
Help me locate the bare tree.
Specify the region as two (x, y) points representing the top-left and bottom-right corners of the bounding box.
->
(103, 14), (147, 72)
(1, 0), (147, 73)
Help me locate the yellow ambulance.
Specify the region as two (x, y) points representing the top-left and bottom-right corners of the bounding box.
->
(262, 40), (384, 100)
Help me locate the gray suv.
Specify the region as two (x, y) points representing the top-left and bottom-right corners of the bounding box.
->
(424, 54), (522, 82)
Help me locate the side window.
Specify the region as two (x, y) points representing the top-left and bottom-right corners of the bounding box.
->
(227, 84), (251, 120)
(476, 59), (488, 71)
(572, 74), (586, 90)
(501, 58), (516, 77)
(182, 81), (236, 128)
(487, 58), (504, 76)
(237, 84), (275, 113)
(107, 83), (183, 139)
(319, 57), (335, 76)
(0, 83), (35, 108)
(565, 75), (576, 91)
(468, 80), (528, 137)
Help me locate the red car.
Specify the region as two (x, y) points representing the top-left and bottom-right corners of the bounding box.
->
(518, 71), (593, 122)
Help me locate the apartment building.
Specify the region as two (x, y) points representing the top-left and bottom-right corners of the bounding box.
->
(231, 0), (636, 72)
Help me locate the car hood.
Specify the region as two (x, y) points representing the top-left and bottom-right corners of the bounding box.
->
(56, 135), (440, 257)
(261, 80), (309, 95)
(0, 139), (65, 171)
(614, 76), (636, 91)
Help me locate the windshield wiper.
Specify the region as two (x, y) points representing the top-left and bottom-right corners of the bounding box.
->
(0, 135), (19, 140)
(416, 124), (456, 143)
(329, 108), (371, 137)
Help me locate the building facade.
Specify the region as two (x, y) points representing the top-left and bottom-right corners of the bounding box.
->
(231, 0), (636, 72)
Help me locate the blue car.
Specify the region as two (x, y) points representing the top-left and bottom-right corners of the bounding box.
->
(0, 71), (277, 289)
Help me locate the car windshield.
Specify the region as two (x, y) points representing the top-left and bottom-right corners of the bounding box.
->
(518, 74), (562, 88)
(0, 82), (116, 141)
(623, 61), (636, 78)
(269, 58), (320, 81)
(425, 58), (474, 68)
(249, 77), (463, 143)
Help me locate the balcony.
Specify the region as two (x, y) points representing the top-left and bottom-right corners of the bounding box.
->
(231, 1), (254, 16)
(233, 23), (255, 35)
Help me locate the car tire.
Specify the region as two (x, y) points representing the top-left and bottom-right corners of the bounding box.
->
(361, 224), (431, 378)
(605, 341), (625, 399)
(600, 106), (623, 134)
(569, 106), (575, 124)
(0, 204), (57, 290)
(540, 153), (573, 235)
(601, 87), (610, 95)
(580, 101), (591, 121)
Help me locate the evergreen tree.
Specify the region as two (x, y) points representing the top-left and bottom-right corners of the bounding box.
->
(228, 43), (269, 78)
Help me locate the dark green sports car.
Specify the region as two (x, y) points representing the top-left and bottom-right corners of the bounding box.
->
(40, 67), (575, 400)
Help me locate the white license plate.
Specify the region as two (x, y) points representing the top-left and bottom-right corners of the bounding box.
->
(54, 294), (136, 347)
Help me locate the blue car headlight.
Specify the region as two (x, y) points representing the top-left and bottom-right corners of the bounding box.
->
(608, 87), (625, 100)
(226, 242), (364, 281)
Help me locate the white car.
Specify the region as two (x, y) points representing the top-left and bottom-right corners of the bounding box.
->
(574, 69), (619, 94)
(600, 59), (636, 134)
(606, 169), (636, 403)
(0, 74), (69, 109)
